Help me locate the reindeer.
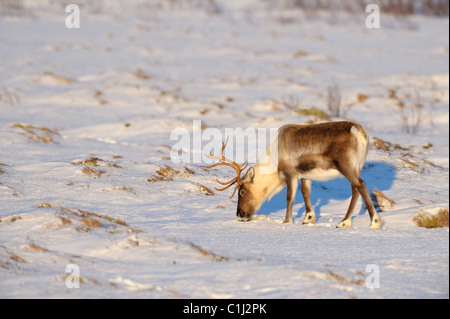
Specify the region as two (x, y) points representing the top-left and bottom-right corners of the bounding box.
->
(207, 121), (382, 229)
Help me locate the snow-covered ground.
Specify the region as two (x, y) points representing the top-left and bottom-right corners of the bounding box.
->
(0, 1), (448, 299)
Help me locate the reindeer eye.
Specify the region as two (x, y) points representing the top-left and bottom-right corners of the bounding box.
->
(239, 189), (246, 197)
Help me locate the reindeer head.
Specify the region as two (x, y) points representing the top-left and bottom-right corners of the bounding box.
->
(206, 138), (262, 221)
(235, 167), (263, 221)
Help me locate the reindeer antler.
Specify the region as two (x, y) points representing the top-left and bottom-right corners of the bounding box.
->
(206, 136), (248, 199)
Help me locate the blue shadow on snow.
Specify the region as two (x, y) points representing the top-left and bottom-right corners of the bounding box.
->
(256, 161), (396, 222)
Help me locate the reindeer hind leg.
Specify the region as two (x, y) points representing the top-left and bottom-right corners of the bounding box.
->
(355, 177), (382, 229)
(335, 159), (382, 229)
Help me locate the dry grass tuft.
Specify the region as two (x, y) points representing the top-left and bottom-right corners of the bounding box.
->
(72, 157), (103, 166)
(147, 175), (173, 182)
(156, 165), (180, 178)
(308, 268), (365, 286)
(36, 202), (52, 208)
(63, 274), (84, 285)
(395, 88), (429, 135)
(371, 189), (395, 212)
(81, 218), (103, 228)
(194, 183), (214, 196)
(49, 204), (129, 228)
(10, 252), (26, 263)
(348, 93), (370, 107)
(356, 94), (369, 104)
(371, 137), (391, 152)
(326, 271), (365, 286)
(24, 243), (48, 252)
(413, 208), (449, 229)
(282, 95), (302, 111)
(147, 165), (178, 182)
(58, 215), (72, 226)
(370, 137), (410, 152)
(187, 241), (229, 262)
(147, 165), (194, 182)
(81, 166), (106, 178)
(147, 166), (211, 196)
(399, 158), (420, 169)
(81, 210), (128, 227)
(392, 153), (444, 172)
(0, 246), (26, 264)
(0, 215), (22, 223)
(327, 83), (343, 117)
(292, 50), (308, 58)
(13, 123), (58, 144)
(296, 107), (331, 119)
(72, 156), (122, 168)
(0, 87), (21, 106)
(269, 0), (449, 18)
(133, 68), (151, 80)
(32, 71), (73, 84)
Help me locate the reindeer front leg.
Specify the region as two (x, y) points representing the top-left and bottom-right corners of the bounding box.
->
(301, 179), (316, 224)
(284, 176), (298, 224)
(337, 186), (359, 228)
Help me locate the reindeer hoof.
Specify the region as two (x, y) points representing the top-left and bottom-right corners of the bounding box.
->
(283, 218), (293, 224)
(303, 211), (316, 224)
(370, 216), (382, 229)
(337, 219), (352, 228)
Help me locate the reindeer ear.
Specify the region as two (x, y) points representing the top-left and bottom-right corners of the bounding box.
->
(244, 167), (255, 183)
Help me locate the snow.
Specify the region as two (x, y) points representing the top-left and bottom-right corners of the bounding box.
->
(0, 1), (448, 299)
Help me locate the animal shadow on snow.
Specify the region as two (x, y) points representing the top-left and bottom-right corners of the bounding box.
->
(256, 162), (396, 223)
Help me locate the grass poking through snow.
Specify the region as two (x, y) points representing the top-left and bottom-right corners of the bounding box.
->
(12, 123), (58, 144)
(413, 208), (449, 229)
